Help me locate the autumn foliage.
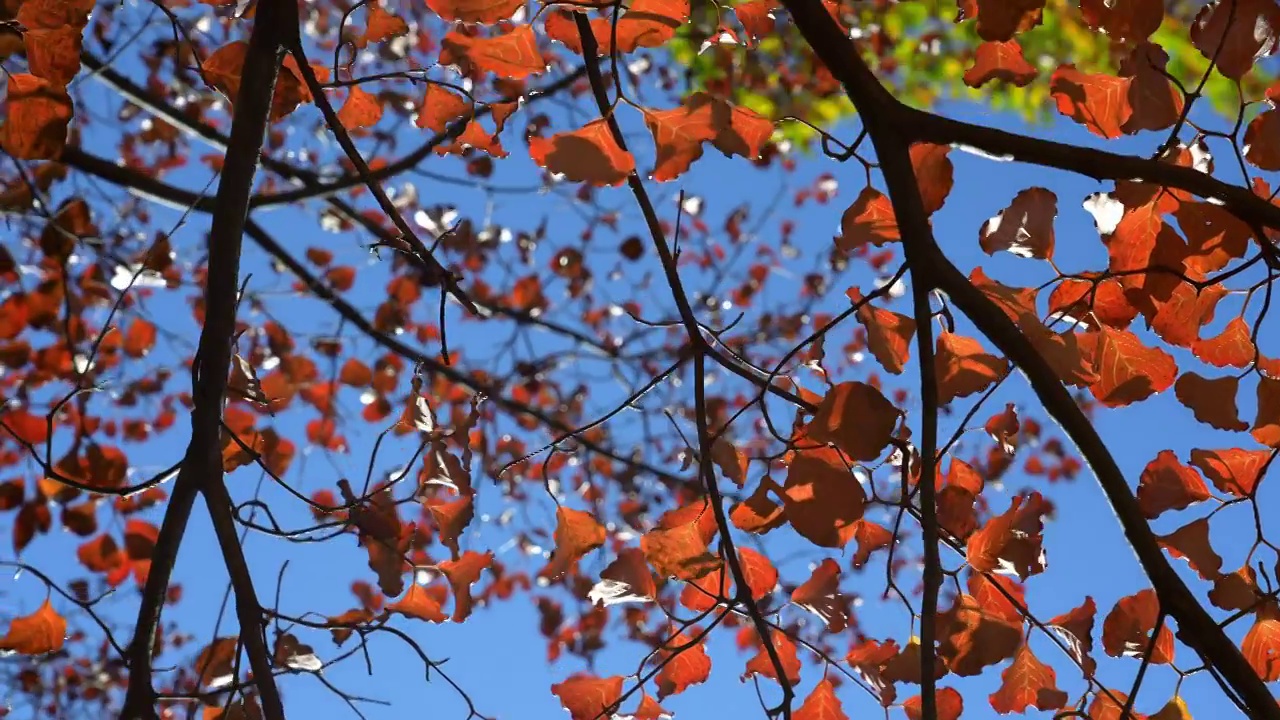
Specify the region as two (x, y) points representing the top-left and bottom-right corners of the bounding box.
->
(4, 0), (1280, 719)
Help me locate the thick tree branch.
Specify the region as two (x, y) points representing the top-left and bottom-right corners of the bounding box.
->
(118, 1), (293, 716)
(779, 1), (1280, 717)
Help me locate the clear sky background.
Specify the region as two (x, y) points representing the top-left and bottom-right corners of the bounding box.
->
(3, 10), (1280, 720)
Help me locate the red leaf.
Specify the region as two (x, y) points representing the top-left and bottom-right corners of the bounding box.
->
(439, 550), (492, 622)
(1050, 65), (1131, 139)
(1246, 110), (1280, 170)
(529, 119), (636, 186)
(1136, 450), (1212, 518)
(360, 3), (408, 45)
(837, 187), (899, 250)
(964, 40), (1037, 88)
(1188, 447), (1270, 497)
(123, 318), (157, 359)
(1193, 317), (1255, 368)
(426, 0), (522, 23)
(1102, 588), (1175, 664)
(589, 547), (657, 606)
(1079, 0), (1162, 41)
(989, 643), (1068, 714)
(848, 519), (893, 568)
(426, 494), (473, 560)
(791, 558), (849, 633)
(730, 479), (786, 534)
(0, 74), (72, 160)
(805, 381), (899, 462)
(1088, 326), (1177, 407)
(640, 503), (719, 581)
(386, 582), (448, 623)
(644, 93), (772, 181)
(17, 0), (91, 86)
(1049, 596), (1098, 677)
(936, 593), (1023, 676)
(961, 0), (1044, 41)
(966, 492), (1049, 580)
(440, 26), (545, 79)
(202, 43), (313, 121)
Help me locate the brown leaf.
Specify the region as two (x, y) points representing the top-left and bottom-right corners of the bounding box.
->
(1175, 372), (1248, 431)
(848, 287), (916, 374)
(805, 381), (899, 462)
(782, 446), (867, 548)
(935, 332), (1007, 405)
(1157, 517), (1223, 581)
(979, 187), (1057, 260)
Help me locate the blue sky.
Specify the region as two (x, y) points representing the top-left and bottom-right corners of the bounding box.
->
(4, 15), (1280, 720)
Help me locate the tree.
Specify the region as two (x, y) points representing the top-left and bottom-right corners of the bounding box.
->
(2, 0), (1280, 718)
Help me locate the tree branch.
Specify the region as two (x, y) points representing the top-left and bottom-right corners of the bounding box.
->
(117, 1), (294, 715)
(778, 1), (1280, 716)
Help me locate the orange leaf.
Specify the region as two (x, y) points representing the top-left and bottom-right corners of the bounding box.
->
(336, 86), (382, 130)
(979, 187), (1056, 260)
(426, 494), (473, 560)
(0, 74), (72, 160)
(1243, 601), (1280, 682)
(202, 43), (313, 121)
(644, 93), (772, 181)
(1136, 450), (1211, 519)
(600, 0), (690, 53)
(427, 0), (522, 23)
(628, 694), (671, 720)
(552, 675), (625, 720)
(529, 119), (636, 186)
(904, 686), (963, 720)
(741, 629), (801, 685)
(415, 85), (472, 133)
(0, 599), (65, 655)
(794, 678), (848, 720)
(1050, 65), (1131, 138)
(848, 287), (915, 374)
(1088, 326), (1176, 407)
(791, 558), (848, 633)
(360, 4), (408, 46)
(837, 187), (899, 250)
(544, 506), (606, 579)
(640, 502), (718, 581)
(805, 381), (899, 462)
(1174, 372), (1247, 431)
(848, 518), (893, 568)
(655, 629), (711, 697)
(1188, 447), (1270, 497)
(781, 446), (867, 548)
(439, 550), (492, 622)
(966, 492), (1049, 580)
(964, 40), (1037, 88)
(1102, 588), (1175, 664)
(440, 26), (545, 79)
(387, 582), (448, 623)
(1047, 275), (1137, 330)
(935, 332), (1007, 405)
(989, 643), (1068, 713)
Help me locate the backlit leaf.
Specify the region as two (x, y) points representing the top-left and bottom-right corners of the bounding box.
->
(1136, 450), (1212, 519)
(782, 446), (867, 548)
(806, 381), (899, 462)
(1102, 588), (1175, 664)
(989, 643), (1068, 714)
(848, 287), (915, 374)
(0, 74), (72, 160)
(529, 119), (636, 186)
(0, 599), (65, 655)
